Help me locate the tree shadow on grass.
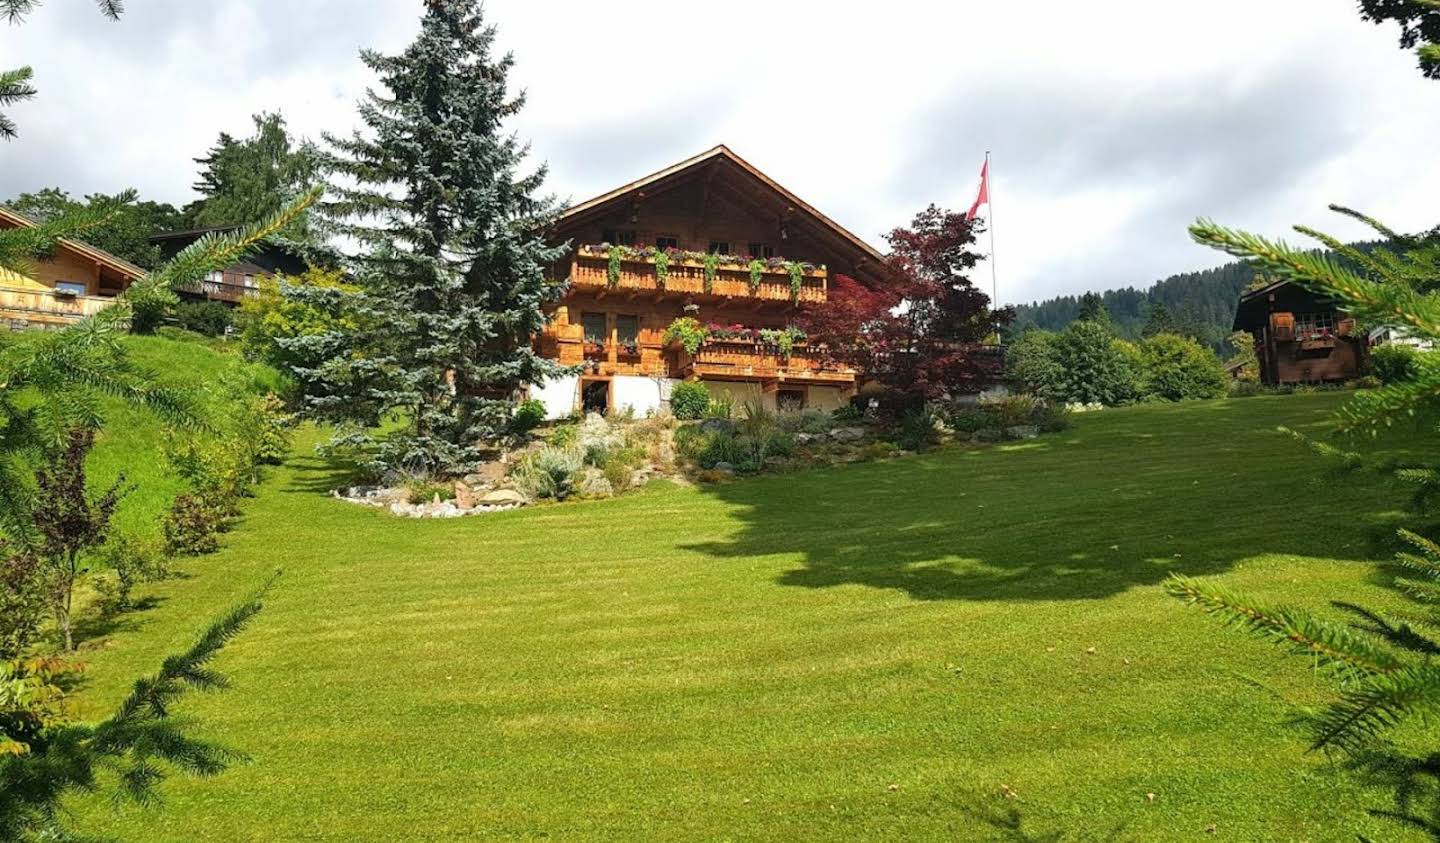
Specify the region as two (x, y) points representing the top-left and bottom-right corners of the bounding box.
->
(282, 454), (364, 496)
(685, 402), (1406, 604)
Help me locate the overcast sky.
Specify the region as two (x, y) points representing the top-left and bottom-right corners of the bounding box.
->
(1, 0), (1436, 305)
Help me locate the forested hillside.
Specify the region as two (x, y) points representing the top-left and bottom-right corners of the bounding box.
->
(1009, 260), (1259, 351)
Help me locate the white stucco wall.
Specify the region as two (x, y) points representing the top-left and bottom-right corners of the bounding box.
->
(530, 375), (579, 420)
(612, 375), (677, 417)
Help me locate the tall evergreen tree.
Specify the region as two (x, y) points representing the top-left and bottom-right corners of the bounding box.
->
(1075, 291), (1110, 325)
(189, 112), (319, 238)
(1140, 300), (1178, 337)
(305, 0), (569, 477)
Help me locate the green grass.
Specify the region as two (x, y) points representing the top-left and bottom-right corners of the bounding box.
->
(62, 393), (1432, 841)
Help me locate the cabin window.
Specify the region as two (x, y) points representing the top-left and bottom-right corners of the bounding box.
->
(602, 228), (637, 246)
(708, 241), (730, 256)
(53, 281), (87, 297)
(581, 312), (608, 346)
(777, 389), (805, 412)
(654, 236), (679, 250)
(616, 314), (640, 353)
(1294, 313), (1336, 336)
(747, 242), (775, 259)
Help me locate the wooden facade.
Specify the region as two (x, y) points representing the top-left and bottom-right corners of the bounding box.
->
(0, 207), (144, 330)
(536, 146), (882, 415)
(1233, 280), (1364, 385)
(151, 228), (309, 305)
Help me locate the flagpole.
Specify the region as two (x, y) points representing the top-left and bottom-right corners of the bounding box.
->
(986, 150), (999, 336)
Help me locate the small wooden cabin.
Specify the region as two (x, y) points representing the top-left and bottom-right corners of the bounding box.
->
(0, 206), (146, 330)
(534, 145), (888, 418)
(151, 228), (308, 304)
(1233, 279), (1363, 385)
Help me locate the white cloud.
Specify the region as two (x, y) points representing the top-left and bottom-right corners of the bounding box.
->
(1, 0), (1435, 304)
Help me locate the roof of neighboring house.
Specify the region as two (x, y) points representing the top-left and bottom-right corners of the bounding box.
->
(556, 144), (889, 273)
(149, 225), (241, 243)
(0, 205), (148, 281)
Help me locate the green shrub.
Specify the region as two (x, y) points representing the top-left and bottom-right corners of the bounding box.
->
(94, 532), (168, 616)
(512, 398), (548, 433)
(1043, 321), (1142, 405)
(510, 445), (585, 501)
(162, 493), (229, 556)
(1227, 379), (1266, 398)
(673, 425), (708, 461)
(1370, 343), (1420, 384)
(897, 407), (940, 452)
(550, 424), (578, 448)
(698, 432), (749, 469)
(404, 478), (456, 505)
(669, 381), (711, 420)
(948, 407), (990, 434)
(1137, 333), (1227, 401)
(832, 403), (863, 423)
(1006, 329), (1064, 399)
(173, 300), (234, 337)
(1352, 374), (1383, 390)
(703, 398), (733, 419)
(780, 409), (833, 434)
(0, 549), (44, 660)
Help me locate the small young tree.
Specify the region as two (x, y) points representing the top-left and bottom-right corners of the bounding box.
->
(30, 427), (124, 652)
(305, 0), (570, 477)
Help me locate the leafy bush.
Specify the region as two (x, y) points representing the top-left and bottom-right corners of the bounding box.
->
(512, 398), (547, 433)
(173, 300), (233, 337)
(1015, 322), (1140, 406)
(832, 402), (864, 423)
(897, 407), (941, 452)
(94, 532), (168, 617)
(0, 548), (44, 660)
(698, 432), (751, 470)
(1006, 330), (1064, 399)
(703, 398), (733, 419)
(779, 409), (833, 434)
(673, 424), (707, 462)
(403, 478), (456, 505)
(663, 317), (708, 355)
(947, 394), (1070, 436)
(1137, 333), (1227, 401)
(1227, 379), (1266, 398)
(670, 381), (710, 420)
(1371, 343), (1420, 384)
(162, 492), (228, 556)
(510, 445), (585, 501)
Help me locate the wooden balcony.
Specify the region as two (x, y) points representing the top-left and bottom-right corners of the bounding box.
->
(674, 337), (855, 385)
(177, 271), (262, 303)
(0, 285), (116, 328)
(569, 249), (827, 305)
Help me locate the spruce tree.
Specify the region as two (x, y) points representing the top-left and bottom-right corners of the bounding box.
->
(1140, 300), (1178, 337)
(309, 0), (568, 477)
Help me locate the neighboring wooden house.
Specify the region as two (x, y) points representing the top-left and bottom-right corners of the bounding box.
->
(534, 145), (887, 418)
(150, 227), (308, 304)
(1233, 279), (1363, 385)
(0, 206), (146, 330)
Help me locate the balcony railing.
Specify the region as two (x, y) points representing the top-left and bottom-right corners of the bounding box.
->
(0, 285), (116, 327)
(674, 337), (855, 385)
(569, 248), (827, 304)
(177, 271), (263, 303)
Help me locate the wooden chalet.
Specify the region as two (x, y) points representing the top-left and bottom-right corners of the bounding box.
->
(1233, 279), (1364, 385)
(534, 145), (886, 418)
(0, 206), (146, 330)
(151, 227), (308, 304)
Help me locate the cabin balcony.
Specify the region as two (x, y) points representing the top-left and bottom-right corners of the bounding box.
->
(177, 270), (263, 304)
(568, 246), (827, 305)
(672, 337), (856, 386)
(0, 284), (116, 329)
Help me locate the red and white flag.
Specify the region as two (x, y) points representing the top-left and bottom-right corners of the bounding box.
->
(966, 159), (989, 221)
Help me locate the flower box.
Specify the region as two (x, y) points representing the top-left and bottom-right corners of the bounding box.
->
(1299, 336), (1336, 351)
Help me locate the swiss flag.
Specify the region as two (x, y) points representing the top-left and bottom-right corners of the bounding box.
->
(966, 159), (989, 221)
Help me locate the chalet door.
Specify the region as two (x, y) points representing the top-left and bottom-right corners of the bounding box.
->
(581, 379), (610, 415)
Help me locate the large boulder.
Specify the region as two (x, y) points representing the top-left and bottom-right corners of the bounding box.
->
(829, 427), (868, 443)
(1005, 425), (1040, 440)
(479, 489), (527, 506)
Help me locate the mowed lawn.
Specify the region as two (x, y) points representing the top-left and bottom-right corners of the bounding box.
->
(65, 393), (1429, 841)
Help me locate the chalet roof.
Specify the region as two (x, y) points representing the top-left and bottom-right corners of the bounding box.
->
(556, 145), (889, 273)
(0, 205), (147, 281)
(1232, 278), (1343, 332)
(149, 226), (240, 243)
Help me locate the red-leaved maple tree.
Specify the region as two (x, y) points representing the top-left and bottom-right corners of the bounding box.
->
(801, 204), (1012, 398)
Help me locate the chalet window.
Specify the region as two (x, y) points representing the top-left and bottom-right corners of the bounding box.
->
(602, 228), (637, 246)
(708, 241), (730, 256)
(581, 312), (608, 346)
(616, 314), (640, 355)
(747, 242), (775, 259)
(53, 281), (87, 297)
(655, 236), (679, 250)
(777, 389), (805, 412)
(1294, 313), (1336, 336)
